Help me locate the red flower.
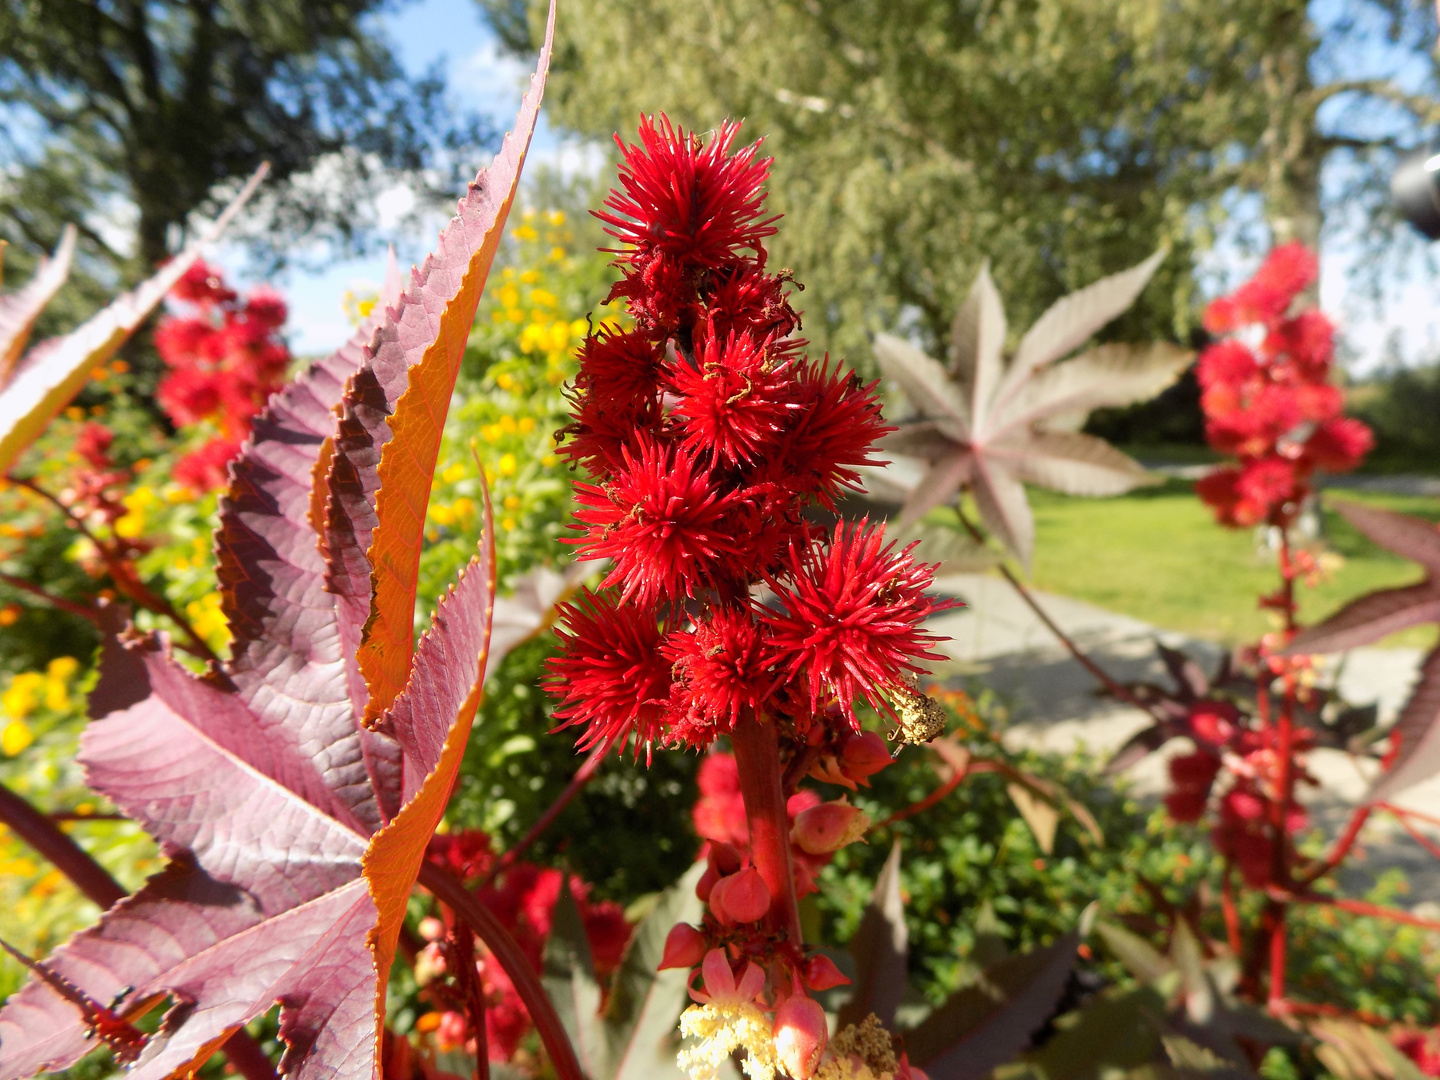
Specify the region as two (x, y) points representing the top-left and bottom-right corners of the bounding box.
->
(170, 259), (237, 305)
(154, 317), (213, 367)
(761, 519), (950, 727)
(664, 607), (776, 744)
(671, 330), (793, 465)
(174, 436), (242, 492)
(74, 422), (114, 470)
(1203, 242), (1317, 332)
(573, 326), (664, 418)
(596, 115), (777, 272)
(547, 590), (673, 757)
(693, 752), (749, 848)
(573, 436), (741, 605)
(1304, 417), (1372, 472)
(1196, 339), (1259, 392)
(764, 359), (891, 507)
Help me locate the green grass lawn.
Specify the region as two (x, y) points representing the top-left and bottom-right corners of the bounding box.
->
(1012, 480), (1438, 648)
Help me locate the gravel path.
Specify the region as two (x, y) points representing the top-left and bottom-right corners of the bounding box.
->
(924, 571), (1440, 902)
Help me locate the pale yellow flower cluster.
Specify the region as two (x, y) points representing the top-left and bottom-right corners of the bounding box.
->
(678, 1001), (781, 1080)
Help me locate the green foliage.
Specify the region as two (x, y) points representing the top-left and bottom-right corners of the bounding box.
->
(1350, 363), (1440, 476)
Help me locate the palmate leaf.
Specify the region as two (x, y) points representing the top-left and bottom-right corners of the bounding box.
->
(542, 861), (705, 1080)
(871, 249), (1189, 566)
(1287, 501), (1440, 802)
(0, 225), (76, 383)
(0, 170), (265, 474)
(0, 8), (554, 1074)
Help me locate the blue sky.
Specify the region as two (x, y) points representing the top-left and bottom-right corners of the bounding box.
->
(245, 0), (1440, 368)
(246, 0), (590, 354)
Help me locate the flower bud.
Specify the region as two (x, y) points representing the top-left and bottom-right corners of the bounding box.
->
(792, 798), (871, 855)
(707, 841), (744, 876)
(696, 863), (719, 903)
(659, 922), (707, 970)
(710, 866), (770, 924)
(802, 954), (851, 991)
(840, 731), (892, 783)
(773, 994), (827, 1080)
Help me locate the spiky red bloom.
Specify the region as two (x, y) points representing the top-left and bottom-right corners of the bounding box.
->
(547, 590), (673, 757)
(574, 326), (664, 413)
(671, 331), (794, 465)
(596, 115), (778, 271)
(764, 359), (892, 507)
(573, 436), (741, 604)
(1203, 242), (1318, 332)
(760, 519), (950, 727)
(702, 256), (801, 346)
(664, 608), (776, 744)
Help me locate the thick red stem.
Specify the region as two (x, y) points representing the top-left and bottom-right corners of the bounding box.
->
(419, 862), (584, 1080)
(730, 716), (803, 948)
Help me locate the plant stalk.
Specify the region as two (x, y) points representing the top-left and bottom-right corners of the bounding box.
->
(730, 715), (804, 948)
(418, 862), (585, 1080)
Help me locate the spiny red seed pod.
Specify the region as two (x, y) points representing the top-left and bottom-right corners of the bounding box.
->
(773, 994), (828, 1080)
(659, 923), (708, 971)
(792, 799), (870, 855)
(802, 954), (851, 991)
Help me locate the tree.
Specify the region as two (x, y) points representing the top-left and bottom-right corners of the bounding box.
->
(479, 0), (1440, 363)
(0, 0), (489, 286)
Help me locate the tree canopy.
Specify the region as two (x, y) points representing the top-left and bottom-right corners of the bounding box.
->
(0, 0), (489, 290)
(481, 0), (1440, 363)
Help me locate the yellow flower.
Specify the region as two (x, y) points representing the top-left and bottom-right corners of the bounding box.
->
(1, 720), (33, 756)
(430, 504), (456, 527)
(512, 224), (538, 242)
(517, 417), (536, 434)
(498, 453), (517, 476)
(496, 372), (516, 391)
(0, 606), (19, 627)
(529, 287), (558, 308)
(47, 657), (79, 681)
(499, 415), (517, 435)
(442, 462), (467, 484)
(498, 284), (520, 309)
(3, 673), (43, 719)
(185, 592), (230, 650)
(503, 495), (522, 511)
(114, 486), (158, 539)
(678, 1003), (778, 1080)
(452, 497), (476, 520)
(520, 268), (541, 285)
(546, 210), (566, 226)
(501, 517), (516, 532)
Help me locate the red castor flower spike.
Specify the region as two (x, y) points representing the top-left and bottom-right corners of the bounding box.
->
(762, 519), (954, 728)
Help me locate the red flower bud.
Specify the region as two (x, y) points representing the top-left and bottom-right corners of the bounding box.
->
(659, 922), (707, 970)
(707, 841), (744, 876)
(710, 866), (770, 924)
(792, 799), (870, 855)
(802, 954), (851, 991)
(773, 994), (827, 1080)
(840, 731), (892, 783)
(696, 863), (719, 903)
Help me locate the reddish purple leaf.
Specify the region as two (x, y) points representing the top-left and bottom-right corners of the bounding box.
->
(1287, 501), (1440, 801)
(837, 842), (908, 1031)
(906, 932), (1080, 1079)
(0, 8), (556, 1071)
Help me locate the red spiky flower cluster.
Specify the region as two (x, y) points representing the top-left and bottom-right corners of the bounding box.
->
(548, 115), (951, 760)
(154, 260), (291, 491)
(1194, 243), (1372, 528)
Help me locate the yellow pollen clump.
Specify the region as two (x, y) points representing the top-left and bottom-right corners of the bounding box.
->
(677, 1002), (779, 1080)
